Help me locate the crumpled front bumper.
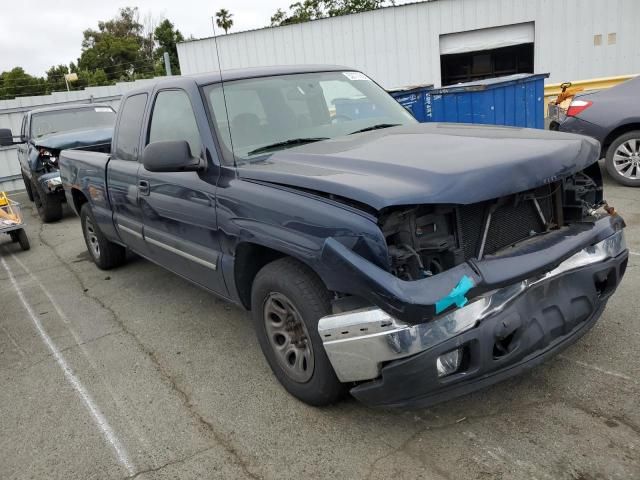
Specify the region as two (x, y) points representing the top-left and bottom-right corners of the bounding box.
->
(318, 229), (628, 408)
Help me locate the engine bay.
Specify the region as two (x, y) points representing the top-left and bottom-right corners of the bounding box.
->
(381, 165), (605, 281)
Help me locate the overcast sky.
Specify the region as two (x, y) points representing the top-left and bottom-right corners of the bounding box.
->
(0, 0), (416, 76)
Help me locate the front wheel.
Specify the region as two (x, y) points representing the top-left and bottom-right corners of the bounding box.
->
(22, 173), (34, 202)
(605, 131), (640, 187)
(32, 181), (62, 222)
(251, 258), (346, 406)
(80, 204), (126, 270)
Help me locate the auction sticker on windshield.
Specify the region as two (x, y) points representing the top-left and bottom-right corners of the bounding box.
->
(343, 71), (371, 81)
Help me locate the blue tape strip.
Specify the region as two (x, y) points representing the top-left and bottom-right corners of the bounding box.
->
(435, 275), (475, 315)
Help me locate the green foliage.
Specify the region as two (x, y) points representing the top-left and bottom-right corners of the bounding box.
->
(78, 7), (155, 81)
(270, 0), (395, 26)
(215, 9), (234, 34)
(154, 19), (184, 75)
(1, 7), (186, 100)
(0, 68), (48, 99)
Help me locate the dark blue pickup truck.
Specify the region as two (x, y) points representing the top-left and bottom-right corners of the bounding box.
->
(58, 65), (628, 408)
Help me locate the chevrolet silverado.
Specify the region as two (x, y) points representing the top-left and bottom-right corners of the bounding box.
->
(58, 66), (628, 408)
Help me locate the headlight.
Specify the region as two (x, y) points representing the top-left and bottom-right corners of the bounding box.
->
(45, 176), (62, 189)
(39, 148), (58, 164)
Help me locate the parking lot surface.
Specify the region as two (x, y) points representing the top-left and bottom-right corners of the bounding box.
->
(1, 171), (639, 480)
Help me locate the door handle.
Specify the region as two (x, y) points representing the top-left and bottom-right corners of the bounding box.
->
(138, 180), (150, 196)
(189, 195), (212, 206)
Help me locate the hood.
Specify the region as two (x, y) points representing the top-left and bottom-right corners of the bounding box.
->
(237, 123), (600, 210)
(34, 126), (113, 151)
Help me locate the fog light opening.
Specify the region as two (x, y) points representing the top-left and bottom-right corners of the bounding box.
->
(436, 348), (463, 378)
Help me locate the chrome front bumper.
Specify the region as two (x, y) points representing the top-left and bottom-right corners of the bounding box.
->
(318, 230), (627, 383)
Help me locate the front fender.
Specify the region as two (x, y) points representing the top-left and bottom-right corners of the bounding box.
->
(215, 177), (390, 299)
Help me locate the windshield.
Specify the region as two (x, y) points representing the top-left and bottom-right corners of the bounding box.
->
(30, 106), (116, 139)
(202, 71), (416, 164)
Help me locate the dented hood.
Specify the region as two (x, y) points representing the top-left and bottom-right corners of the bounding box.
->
(35, 127), (113, 151)
(237, 123), (600, 210)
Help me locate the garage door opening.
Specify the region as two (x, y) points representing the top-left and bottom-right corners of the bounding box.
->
(440, 43), (534, 86)
(439, 22), (535, 86)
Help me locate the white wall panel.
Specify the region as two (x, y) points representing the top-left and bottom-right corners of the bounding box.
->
(178, 0), (640, 90)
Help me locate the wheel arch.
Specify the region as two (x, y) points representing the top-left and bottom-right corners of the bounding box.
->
(233, 241), (300, 310)
(602, 123), (640, 156)
(70, 187), (89, 216)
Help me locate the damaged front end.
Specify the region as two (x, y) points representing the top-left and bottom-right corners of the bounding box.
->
(317, 163), (628, 407)
(32, 141), (111, 195)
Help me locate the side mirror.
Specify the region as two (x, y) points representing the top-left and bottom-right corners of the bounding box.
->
(142, 140), (203, 173)
(0, 128), (16, 147)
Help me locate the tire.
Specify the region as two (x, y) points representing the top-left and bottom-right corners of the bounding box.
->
(22, 173), (34, 202)
(9, 231), (18, 243)
(251, 257), (346, 406)
(32, 181), (63, 222)
(605, 130), (640, 187)
(17, 229), (30, 251)
(80, 203), (126, 270)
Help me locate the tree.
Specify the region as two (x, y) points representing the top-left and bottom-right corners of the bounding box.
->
(215, 9), (233, 34)
(270, 0), (395, 26)
(78, 7), (155, 81)
(154, 19), (184, 75)
(0, 8), (187, 100)
(270, 9), (288, 27)
(0, 68), (47, 99)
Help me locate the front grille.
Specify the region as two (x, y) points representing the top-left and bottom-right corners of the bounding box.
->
(457, 185), (556, 259)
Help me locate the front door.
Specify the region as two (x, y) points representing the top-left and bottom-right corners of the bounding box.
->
(139, 88), (226, 296)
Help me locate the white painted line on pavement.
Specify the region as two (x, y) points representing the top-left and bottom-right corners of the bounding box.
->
(629, 251), (640, 256)
(0, 256), (135, 476)
(10, 253), (153, 455)
(558, 355), (634, 382)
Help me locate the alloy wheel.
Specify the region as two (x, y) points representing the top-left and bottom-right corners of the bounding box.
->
(613, 139), (640, 179)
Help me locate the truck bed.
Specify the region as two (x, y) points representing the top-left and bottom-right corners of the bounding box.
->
(59, 149), (111, 218)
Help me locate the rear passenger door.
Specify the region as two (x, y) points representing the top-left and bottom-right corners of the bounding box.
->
(139, 88), (226, 295)
(107, 93), (149, 255)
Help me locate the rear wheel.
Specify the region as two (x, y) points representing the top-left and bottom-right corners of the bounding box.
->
(605, 131), (640, 187)
(251, 258), (346, 406)
(32, 181), (62, 222)
(80, 203), (126, 270)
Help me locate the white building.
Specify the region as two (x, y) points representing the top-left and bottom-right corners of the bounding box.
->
(177, 0), (640, 89)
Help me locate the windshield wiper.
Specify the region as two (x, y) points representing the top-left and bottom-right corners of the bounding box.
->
(348, 123), (401, 135)
(247, 137), (329, 156)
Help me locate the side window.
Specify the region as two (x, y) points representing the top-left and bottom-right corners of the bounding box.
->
(114, 94), (147, 161)
(148, 90), (201, 157)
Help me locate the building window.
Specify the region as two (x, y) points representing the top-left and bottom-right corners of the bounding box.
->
(440, 43), (534, 86)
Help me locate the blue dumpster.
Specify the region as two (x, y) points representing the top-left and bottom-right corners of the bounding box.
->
(424, 73), (549, 129)
(333, 97), (381, 120)
(387, 84), (433, 122)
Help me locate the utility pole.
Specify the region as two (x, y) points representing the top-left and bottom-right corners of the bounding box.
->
(163, 52), (172, 76)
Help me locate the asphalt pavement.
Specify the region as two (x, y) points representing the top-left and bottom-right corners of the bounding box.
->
(1, 170), (639, 480)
